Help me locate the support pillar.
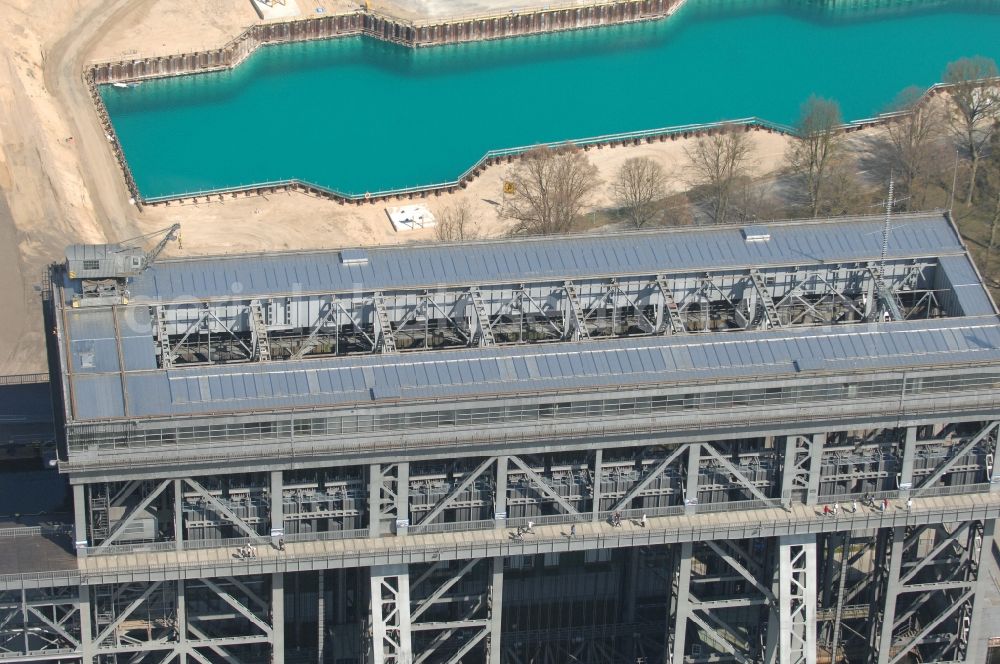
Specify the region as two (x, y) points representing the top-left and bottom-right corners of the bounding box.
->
(624, 547), (639, 624)
(488, 556), (504, 664)
(174, 479), (184, 552)
(370, 564), (412, 664)
(73, 484), (87, 556)
(395, 462), (409, 536)
(494, 455), (508, 528)
(779, 534), (817, 664)
(806, 433), (824, 506)
(685, 444), (700, 514)
(780, 436), (797, 508)
(875, 527), (905, 664)
(317, 571), (325, 664)
(272, 572), (285, 664)
(764, 539), (780, 664)
(898, 427), (916, 498)
(591, 449), (603, 521)
(78, 585), (93, 664)
(176, 579), (187, 664)
(671, 542), (693, 664)
(369, 464), (382, 538)
(965, 519), (996, 664)
(271, 470), (284, 545)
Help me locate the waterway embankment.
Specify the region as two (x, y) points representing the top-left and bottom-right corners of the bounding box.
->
(90, 0), (1000, 207)
(89, 0), (682, 84)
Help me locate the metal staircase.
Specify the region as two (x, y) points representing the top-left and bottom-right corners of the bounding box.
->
(655, 276), (686, 334)
(469, 287), (495, 346)
(749, 270), (781, 329)
(563, 281), (589, 339)
(373, 292), (397, 353)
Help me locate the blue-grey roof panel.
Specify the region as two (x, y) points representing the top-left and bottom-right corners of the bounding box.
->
(937, 255), (997, 316)
(73, 374), (125, 418)
(67, 316), (1000, 421)
(117, 214), (963, 303)
(66, 309), (120, 374)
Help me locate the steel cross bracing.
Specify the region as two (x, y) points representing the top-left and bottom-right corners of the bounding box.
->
(0, 586), (80, 659)
(14, 422), (1000, 662)
(4, 512), (1000, 662)
(870, 519), (995, 664)
(55, 575), (282, 664)
(145, 258), (946, 368)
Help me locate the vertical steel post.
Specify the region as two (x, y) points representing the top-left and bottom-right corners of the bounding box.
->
(317, 571), (325, 664)
(875, 527), (906, 664)
(272, 572), (285, 664)
(780, 436), (798, 508)
(671, 541), (693, 664)
(271, 470), (284, 544)
(898, 427), (917, 498)
(395, 462), (409, 536)
(78, 585), (93, 664)
(488, 556), (505, 664)
(495, 456), (508, 528)
(806, 434), (824, 506)
(173, 479), (184, 552)
(591, 449), (603, 521)
(685, 444), (700, 514)
(177, 579), (187, 664)
(73, 484), (87, 556)
(965, 519), (997, 664)
(369, 464), (381, 538)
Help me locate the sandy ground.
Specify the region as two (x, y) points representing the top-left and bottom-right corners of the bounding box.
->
(0, 0), (794, 375)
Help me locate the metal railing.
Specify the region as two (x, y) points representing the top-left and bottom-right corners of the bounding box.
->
(0, 373), (49, 386)
(82, 526), (372, 557)
(0, 525), (73, 539)
(62, 388), (1000, 473)
(2, 496), (998, 589)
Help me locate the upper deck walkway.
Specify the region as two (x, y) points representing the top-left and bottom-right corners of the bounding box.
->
(2, 492), (998, 590)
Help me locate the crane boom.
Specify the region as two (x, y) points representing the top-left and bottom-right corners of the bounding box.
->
(144, 223), (181, 270)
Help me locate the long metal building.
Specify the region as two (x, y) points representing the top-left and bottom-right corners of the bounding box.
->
(3, 211), (1000, 664)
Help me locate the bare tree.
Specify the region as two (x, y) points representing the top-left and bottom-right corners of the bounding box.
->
(612, 157), (668, 228)
(503, 145), (601, 235)
(434, 201), (479, 242)
(943, 56), (1000, 205)
(661, 192), (695, 227)
(986, 120), (1000, 274)
(786, 96), (845, 217)
(883, 86), (946, 210)
(684, 125), (754, 224)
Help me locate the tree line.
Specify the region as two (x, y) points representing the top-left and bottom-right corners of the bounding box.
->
(436, 56), (1000, 271)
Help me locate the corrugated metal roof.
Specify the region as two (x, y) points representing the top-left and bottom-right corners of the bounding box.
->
(118, 213), (963, 303)
(937, 255), (997, 316)
(66, 316), (1000, 421)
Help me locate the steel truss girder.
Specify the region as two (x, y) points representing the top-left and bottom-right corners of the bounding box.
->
(609, 444), (688, 512)
(147, 257), (942, 369)
(183, 477), (261, 541)
(414, 457), (497, 527)
(508, 455), (580, 516)
(912, 421), (999, 496)
(701, 442), (771, 502)
(95, 480), (171, 550)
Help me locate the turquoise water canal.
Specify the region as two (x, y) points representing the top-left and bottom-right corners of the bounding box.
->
(101, 0), (1000, 199)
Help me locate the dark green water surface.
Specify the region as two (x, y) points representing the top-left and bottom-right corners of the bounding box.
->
(101, 0), (1000, 198)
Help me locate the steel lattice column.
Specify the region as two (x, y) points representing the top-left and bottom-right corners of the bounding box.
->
(370, 564), (412, 664)
(779, 534), (817, 664)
